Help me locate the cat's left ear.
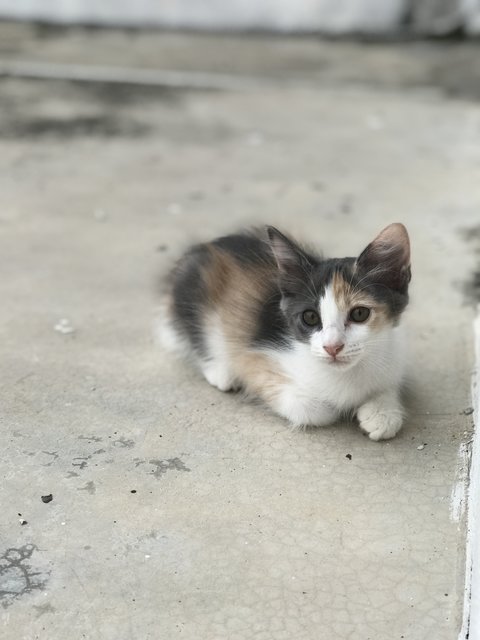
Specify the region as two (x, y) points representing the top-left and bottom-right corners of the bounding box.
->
(356, 223), (411, 293)
(266, 226), (312, 275)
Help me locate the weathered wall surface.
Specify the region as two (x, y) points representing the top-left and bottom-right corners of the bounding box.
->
(463, 0), (480, 32)
(0, 0), (405, 33)
(0, 0), (479, 35)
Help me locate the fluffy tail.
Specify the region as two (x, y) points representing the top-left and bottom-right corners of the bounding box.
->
(154, 296), (191, 357)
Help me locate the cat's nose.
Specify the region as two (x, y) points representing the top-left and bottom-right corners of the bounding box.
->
(323, 343), (345, 358)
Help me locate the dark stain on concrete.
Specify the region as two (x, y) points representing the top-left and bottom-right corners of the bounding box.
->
(76, 81), (185, 107)
(148, 458), (191, 479)
(78, 435), (103, 443)
(33, 602), (55, 618)
(77, 481), (96, 495)
(71, 448), (106, 471)
(113, 437), (135, 449)
(460, 224), (480, 304)
(465, 269), (480, 304)
(0, 545), (49, 608)
(1, 114), (151, 139)
(72, 456), (89, 470)
(144, 530), (159, 540)
(428, 51), (480, 102)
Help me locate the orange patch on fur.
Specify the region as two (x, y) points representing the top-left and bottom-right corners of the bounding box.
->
(202, 245), (276, 343)
(234, 351), (289, 404)
(331, 271), (391, 330)
(196, 246), (289, 404)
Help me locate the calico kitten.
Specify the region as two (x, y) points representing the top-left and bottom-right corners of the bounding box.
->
(160, 223), (411, 440)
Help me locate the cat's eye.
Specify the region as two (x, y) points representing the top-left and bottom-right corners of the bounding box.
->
(349, 306), (371, 323)
(302, 309), (320, 327)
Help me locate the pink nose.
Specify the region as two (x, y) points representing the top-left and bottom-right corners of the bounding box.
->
(323, 343), (345, 358)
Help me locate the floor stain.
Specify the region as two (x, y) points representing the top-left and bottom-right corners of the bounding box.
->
(464, 268), (480, 304)
(72, 456), (89, 470)
(113, 437), (135, 449)
(0, 545), (49, 608)
(71, 448), (106, 471)
(78, 435), (103, 443)
(33, 602), (55, 618)
(0, 115), (151, 139)
(461, 224), (480, 304)
(148, 458), (191, 479)
(77, 481), (96, 495)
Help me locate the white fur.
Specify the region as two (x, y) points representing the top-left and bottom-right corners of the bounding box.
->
(314, 284), (345, 355)
(155, 300), (187, 354)
(200, 314), (238, 392)
(356, 389), (404, 441)
(156, 306), (238, 391)
(319, 285), (342, 330)
(268, 325), (405, 436)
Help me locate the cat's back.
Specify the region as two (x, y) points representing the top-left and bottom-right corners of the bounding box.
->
(170, 229), (276, 301)
(211, 230), (275, 267)
(163, 229), (280, 356)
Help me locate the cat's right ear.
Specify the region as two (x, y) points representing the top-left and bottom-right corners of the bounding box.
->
(356, 223), (411, 293)
(266, 226), (309, 274)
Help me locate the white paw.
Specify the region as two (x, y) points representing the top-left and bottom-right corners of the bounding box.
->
(202, 361), (237, 392)
(357, 398), (404, 441)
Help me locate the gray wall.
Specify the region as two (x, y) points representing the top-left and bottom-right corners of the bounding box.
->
(0, 0), (479, 34)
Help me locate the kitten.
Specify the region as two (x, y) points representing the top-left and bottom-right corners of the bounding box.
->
(160, 223), (411, 441)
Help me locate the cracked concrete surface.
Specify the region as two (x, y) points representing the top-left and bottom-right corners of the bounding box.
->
(0, 24), (479, 640)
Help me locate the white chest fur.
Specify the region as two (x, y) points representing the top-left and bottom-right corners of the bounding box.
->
(267, 326), (406, 428)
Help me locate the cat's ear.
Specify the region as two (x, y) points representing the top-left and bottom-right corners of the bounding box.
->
(266, 226), (311, 274)
(356, 223), (411, 293)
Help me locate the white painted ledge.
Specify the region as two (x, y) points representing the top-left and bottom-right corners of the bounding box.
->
(459, 305), (480, 639)
(462, 0), (480, 33)
(3, 0), (480, 34)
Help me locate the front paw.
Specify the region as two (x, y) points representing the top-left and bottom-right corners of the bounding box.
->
(202, 361), (238, 392)
(357, 397), (404, 441)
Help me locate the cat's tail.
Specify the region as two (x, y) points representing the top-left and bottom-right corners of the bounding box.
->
(153, 294), (190, 357)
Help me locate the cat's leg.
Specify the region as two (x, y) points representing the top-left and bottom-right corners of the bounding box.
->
(200, 358), (238, 392)
(200, 315), (238, 392)
(357, 389), (404, 441)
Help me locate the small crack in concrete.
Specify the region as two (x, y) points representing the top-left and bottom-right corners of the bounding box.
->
(41, 451), (59, 467)
(0, 545), (49, 608)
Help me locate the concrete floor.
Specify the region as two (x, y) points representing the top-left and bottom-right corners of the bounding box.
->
(1, 24), (479, 640)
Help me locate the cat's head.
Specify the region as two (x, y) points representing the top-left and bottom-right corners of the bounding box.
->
(267, 223), (411, 368)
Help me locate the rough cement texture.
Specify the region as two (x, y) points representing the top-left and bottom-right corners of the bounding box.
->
(0, 25), (479, 640)
(2, 23), (480, 100)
